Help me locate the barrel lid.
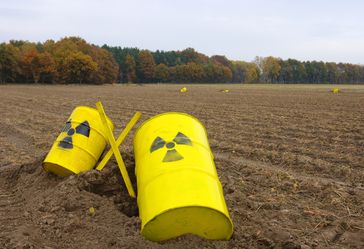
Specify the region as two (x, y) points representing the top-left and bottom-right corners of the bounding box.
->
(134, 112), (208, 143)
(74, 105), (114, 131)
(73, 105), (115, 133)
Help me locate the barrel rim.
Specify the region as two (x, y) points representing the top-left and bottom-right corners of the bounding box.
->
(73, 105), (114, 131)
(133, 112), (208, 143)
(141, 205), (234, 240)
(42, 161), (76, 176)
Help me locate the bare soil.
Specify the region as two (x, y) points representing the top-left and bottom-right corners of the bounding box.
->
(0, 84), (363, 249)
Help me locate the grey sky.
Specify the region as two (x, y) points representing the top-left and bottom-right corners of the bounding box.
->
(1, 0), (363, 64)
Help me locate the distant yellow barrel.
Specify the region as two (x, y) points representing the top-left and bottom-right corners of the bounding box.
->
(134, 112), (233, 241)
(43, 106), (114, 176)
(180, 87), (188, 92)
(332, 88), (340, 94)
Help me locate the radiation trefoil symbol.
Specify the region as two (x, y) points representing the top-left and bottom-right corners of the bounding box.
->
(150, 132), (193, 162)
(58, 119), (90, 149)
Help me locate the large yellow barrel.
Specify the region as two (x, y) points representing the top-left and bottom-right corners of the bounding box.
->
(43, 106), (114, 176)
(134, 112), (233, 241)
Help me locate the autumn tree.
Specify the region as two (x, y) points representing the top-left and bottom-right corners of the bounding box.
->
(170, 62), (204, 83)
(155, 63), (169, 82)
(43, 39), (56, 53)
(8, 41), (54, 83)
(201, 63), (232, 83)
(0, 43), (20, 83)
(51, 37), (118, 84)
(180, 48), (209, 64)
(220, 65), (233, 83)
(60, 51), (98, 83)
(89, 48), (118, 83)
(21, 47), (42, 83)
(211, 55), (233, 70)
(232, 61), (259, 83)
(262, 56), (281, 83)
(186, 62), (204, 82)
(38, 52), (57, 83)
(136, 50), (156, 82)
(124, 54), (136, 83)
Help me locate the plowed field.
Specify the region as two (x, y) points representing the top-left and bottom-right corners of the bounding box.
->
(0, 84), (363, 249)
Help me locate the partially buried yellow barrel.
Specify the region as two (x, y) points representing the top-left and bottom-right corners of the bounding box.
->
(43, 106), (114, 176)
(332, 88), (340, 94)
(134, 112), (233, 241)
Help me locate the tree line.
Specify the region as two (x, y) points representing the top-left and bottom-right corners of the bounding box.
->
(0, 37), (118, 84)
(1, 37), (363, 84)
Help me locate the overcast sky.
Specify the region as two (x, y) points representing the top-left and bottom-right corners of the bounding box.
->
(1, 0), (363, 64)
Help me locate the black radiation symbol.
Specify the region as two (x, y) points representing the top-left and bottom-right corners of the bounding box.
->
(150, 132), (192, 162)
(58, 119), (90, 149)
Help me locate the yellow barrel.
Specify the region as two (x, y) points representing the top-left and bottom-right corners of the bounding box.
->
(43, 106), (114, 177)
(332, 88), (340, 94)
(134, 112), (233, 241)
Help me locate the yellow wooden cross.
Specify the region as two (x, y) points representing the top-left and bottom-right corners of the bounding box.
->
(96, 101), (139, 198)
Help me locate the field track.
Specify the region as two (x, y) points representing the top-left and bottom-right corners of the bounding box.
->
(0, 84), (363, 248)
